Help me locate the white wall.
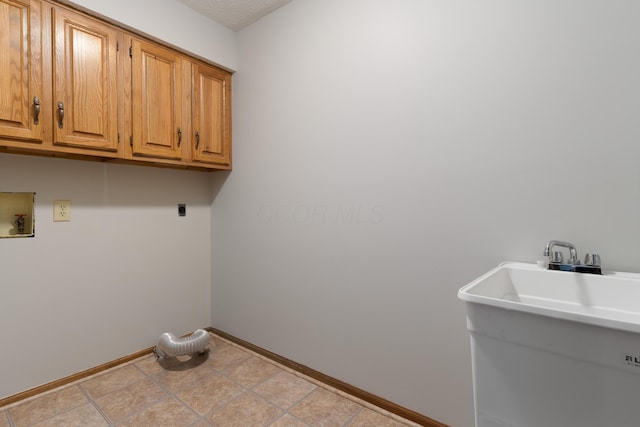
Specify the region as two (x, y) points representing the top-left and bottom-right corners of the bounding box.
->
(0, 0), (232, 400)
(211, 1), (640, 426)
(0, 154), (213, 398)
(65, 0), (237, 70)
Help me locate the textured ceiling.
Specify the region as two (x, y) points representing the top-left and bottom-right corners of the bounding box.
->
(177, 0), (292, 31)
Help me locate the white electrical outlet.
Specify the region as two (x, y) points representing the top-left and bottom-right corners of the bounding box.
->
(53, 200), (71, 222)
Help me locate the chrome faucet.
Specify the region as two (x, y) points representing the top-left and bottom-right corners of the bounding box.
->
(544, 240), (578, 265)
(543, 240), (602, 274)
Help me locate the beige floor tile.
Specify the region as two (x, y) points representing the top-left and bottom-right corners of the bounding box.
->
(159, 351), (212, 370)
(289, 388), (363, 427)
(117, 398), (199, 427)
(29, 403), (108, 427)
(137, 348), (213, 375)
(94, 378), (168, 423)
(347, 408), (409, 427)
(223, 356), (282, 388)
(254, 371), (317, 410)
(206, 343), (251, 371)
(81, 365), (146, 400)
(3, 333), (418, 427)
(8, 386), (87, 427)
(176, 374), (245, 415)
(209, 334), (229, 347)
(152, 358), (217, 393)
(269, 413), (310, 427)
(134, 354), (164, 376)
(209, 392), (282, 427)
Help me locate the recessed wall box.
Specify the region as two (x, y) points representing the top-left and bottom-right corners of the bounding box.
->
(0, 192), (35, 238)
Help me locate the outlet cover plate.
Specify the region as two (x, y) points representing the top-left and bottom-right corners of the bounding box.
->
(53, 200), (71, 222)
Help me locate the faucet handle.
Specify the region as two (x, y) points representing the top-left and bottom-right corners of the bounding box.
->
(552, 251), (564, 263)
(585, 253), (601, 267)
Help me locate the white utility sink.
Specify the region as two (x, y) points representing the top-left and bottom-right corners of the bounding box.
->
(459, 262), (640, 427)
(458, 262), (640, 334)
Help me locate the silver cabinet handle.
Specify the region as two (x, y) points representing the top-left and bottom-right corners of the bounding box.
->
(33, 97), (40, 125)
(57, 102), (64, 129)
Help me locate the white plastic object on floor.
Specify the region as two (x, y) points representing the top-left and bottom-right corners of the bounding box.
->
(459, 262), (640, 427)
(154, 329), (210, 359)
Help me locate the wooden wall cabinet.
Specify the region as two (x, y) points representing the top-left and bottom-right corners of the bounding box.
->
(191, 61), (232, 167)
(0, 0), (232, 171)
(0, 0), (44, 144)
(52, 6), (121, 153)
(130, 38), (185, 161)
(0, 0), (122, 157)
(126, 39), (232, 169)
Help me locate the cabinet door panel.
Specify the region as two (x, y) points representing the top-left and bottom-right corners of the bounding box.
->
(192, 63), (231, 166)
(53, 7), (118, 151)
(131, 39), (182, 160)
(0, 0), (42, 142)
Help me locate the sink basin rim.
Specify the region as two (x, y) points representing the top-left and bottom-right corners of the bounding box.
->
(458, 262), (640, 334)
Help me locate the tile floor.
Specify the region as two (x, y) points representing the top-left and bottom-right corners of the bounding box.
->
(0, 332), (420, 427)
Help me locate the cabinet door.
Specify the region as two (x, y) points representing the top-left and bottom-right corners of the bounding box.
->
(192, 62), (231, 167)
(52, 6), (119, 152)
(130, 39), (183, 160)
(0, 0), (43, 142)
